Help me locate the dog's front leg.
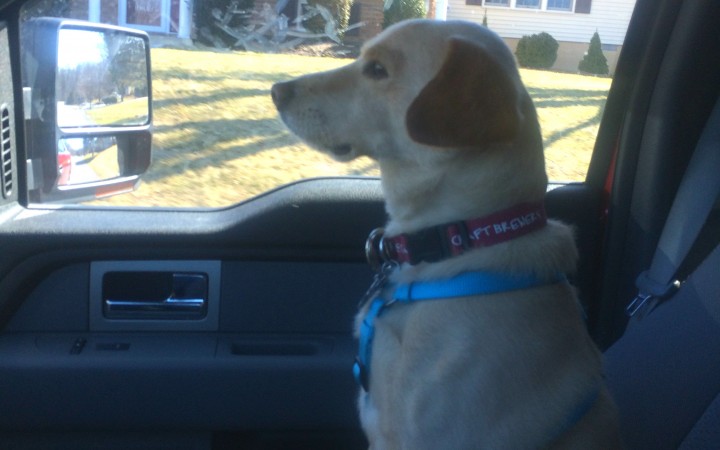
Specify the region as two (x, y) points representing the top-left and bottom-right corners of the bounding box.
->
(358, 391), (391, 450)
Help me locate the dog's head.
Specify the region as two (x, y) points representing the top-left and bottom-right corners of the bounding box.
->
(272, 19), (540, 165)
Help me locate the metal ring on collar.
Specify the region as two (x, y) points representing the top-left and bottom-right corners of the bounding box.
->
(365, 228), (385, 272)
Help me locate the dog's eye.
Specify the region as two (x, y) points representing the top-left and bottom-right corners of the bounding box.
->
(363, 61), (389, 80)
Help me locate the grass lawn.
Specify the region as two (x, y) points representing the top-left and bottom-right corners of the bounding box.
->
(95, 48), (611, 208)
(86, 97), (150, 126)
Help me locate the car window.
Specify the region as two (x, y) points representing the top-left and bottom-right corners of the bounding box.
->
(20, 0), (633, 208)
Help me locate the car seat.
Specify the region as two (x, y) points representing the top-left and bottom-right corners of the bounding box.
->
(604, 95), (720, 449)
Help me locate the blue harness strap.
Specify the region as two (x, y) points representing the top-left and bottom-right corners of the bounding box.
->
(353, 270), (567, 391)
(394, 271), (566, 301)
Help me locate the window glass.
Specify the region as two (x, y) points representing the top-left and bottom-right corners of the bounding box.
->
(547, 0), (573, 11)
(515, 0), (540, 9)
(20, 0), (633, 208)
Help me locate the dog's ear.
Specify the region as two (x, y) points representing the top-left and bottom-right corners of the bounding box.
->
(406, 37), (522, 148)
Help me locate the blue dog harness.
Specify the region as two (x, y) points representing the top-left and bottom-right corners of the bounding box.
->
(352, 270), (567, 391)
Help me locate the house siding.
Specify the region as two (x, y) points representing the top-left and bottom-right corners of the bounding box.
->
(446, 0), (635, 73)
(447, 0), (635, 45)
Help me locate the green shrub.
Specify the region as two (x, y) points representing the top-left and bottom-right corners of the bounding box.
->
(578, 31), (609, 75)
(383, 0), (427, 29)
(515, 32), (559, 70)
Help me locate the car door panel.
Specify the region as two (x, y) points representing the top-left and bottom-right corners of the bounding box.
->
(0, 180), (382, 437)
(0, 177), (606, 440)
(1, 0), (719, 447)
(0, 332), (358, 430)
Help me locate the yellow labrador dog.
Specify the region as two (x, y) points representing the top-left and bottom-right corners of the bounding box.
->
(272, 19), (621, 449)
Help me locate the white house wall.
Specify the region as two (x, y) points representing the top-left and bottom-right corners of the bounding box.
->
(446, 0), (636, 46)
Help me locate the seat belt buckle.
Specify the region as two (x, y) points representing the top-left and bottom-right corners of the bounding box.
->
(626, 293), (658, 318)
(626, 271), (682, 318)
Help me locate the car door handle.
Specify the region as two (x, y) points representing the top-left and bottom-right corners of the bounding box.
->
(105, 296), (205, 314)
(103, 273), (208, 320)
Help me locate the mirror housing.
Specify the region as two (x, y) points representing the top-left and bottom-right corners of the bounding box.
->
(22, 18), (152, 203)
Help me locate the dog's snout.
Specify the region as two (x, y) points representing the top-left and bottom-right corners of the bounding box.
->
(271, 81), (295, 110)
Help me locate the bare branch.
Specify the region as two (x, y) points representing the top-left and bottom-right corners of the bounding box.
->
(210, 0), (364, 52)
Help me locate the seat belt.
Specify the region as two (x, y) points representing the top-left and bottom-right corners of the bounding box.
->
(626, 96), (720, 318)
(605, 97), (720, 448)
(605, 240), (720, 449)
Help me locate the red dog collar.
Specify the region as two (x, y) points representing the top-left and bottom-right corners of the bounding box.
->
(365, 201), (547, 269)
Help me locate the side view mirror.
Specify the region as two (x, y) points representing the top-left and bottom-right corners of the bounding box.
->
(22, 18), (152, 203)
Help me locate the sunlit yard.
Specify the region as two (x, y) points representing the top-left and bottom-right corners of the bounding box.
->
(96, 47), (611, 208)
(86, 97), (150, 126)
(521, 69), (611, 181)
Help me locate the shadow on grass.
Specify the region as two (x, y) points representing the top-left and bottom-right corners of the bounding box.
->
(526, 87), (609, 99)
(152, 87), (269, 110)
(543, 105), (605, 149)
(152, 68), (305, 84)
(142, 79), (609, 185)
(143, 116), (291, 183)
(534, 97), (607, 109)
(528, 87), (607, 108)
(527, 85), (608, 149)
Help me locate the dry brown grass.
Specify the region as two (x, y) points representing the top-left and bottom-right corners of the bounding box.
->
(95, 48), (610, 208)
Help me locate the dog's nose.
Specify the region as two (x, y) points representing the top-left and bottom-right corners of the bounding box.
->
(271, 81), (295, 110)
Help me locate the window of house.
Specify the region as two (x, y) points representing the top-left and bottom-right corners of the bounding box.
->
(547, 0), (574, 11)
(484, 0), (510, 6)
(515, 0), (541, 9)
(20, 0), (628, 208)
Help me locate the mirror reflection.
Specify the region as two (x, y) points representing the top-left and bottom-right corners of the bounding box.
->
(56, 29), (149, 128)
(57, 137), (121, 186)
